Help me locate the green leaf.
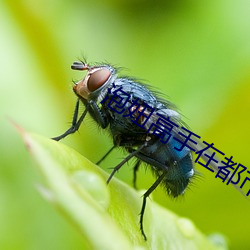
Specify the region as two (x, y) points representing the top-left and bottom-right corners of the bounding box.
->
(19, 128), (227, 250)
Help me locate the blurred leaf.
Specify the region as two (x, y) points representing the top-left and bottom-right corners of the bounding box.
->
(18, 127), (226, 250)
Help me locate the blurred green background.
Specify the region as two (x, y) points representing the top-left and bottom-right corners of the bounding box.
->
(1, 0), (250, 249)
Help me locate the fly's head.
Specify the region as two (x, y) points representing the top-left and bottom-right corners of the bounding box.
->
(72, 61), (116, 101)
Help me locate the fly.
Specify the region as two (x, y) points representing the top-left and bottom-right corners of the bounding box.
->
(52, 60), (194, 240)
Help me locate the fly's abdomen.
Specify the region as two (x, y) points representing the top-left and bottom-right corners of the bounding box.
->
(136, 134), (194, 197)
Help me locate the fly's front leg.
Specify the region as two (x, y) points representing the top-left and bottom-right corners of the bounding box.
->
(89, 100), (108, 129)
(52, 99), (89, 141)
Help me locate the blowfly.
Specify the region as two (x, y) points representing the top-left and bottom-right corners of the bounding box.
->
(52, 60), (194, 240)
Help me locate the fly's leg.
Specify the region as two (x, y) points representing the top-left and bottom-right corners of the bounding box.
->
(140, 172), (166, 240)
(107, 143), (146, 184)
(133, 160), (141, 189)
(96, 145), (116, 165)
(89, 100), (107, 129)
(99, 147), (141, 188)
(52, 99), (88, 141)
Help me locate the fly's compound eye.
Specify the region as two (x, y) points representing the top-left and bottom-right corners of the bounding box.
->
(87, 68), (111, 92)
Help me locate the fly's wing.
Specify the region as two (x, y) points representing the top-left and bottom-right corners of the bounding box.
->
(145, 107), (249, 199)
(145, 107), (193, 171)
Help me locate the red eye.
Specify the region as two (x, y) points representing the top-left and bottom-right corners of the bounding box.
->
(87, 68), (111, 92)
